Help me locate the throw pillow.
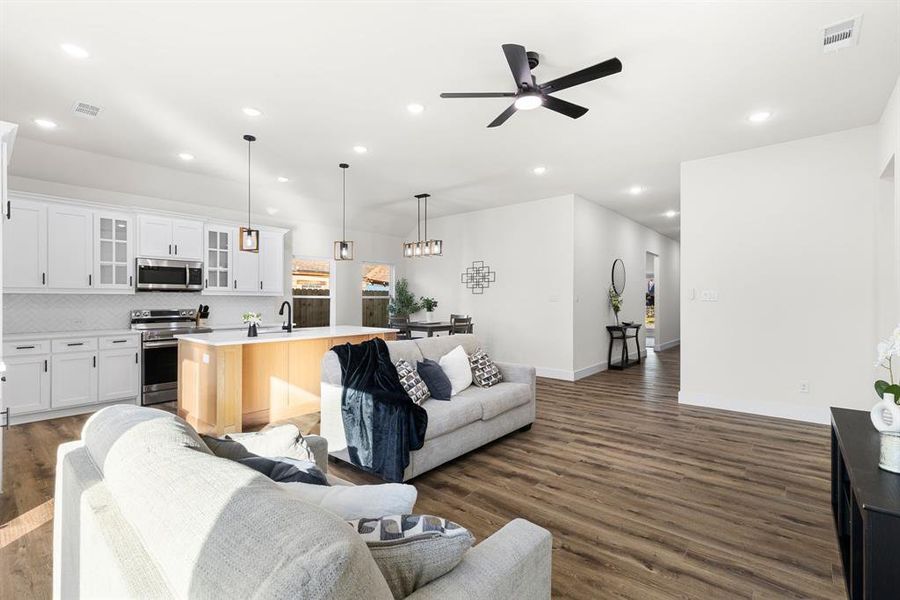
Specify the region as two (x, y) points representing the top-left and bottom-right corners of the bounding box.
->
(416, 359), (452, 400)
(278, 482), (417, 520)
(201, 424), (313, 462)
(439, 345), (473, 396)
(468, 347), (503, 388)
(395, 359), (430, 405)
(349, 514), (475, 599)
(236, 455), (329, 486)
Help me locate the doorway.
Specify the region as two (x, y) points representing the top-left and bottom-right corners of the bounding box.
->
(645, 251), (659, 352)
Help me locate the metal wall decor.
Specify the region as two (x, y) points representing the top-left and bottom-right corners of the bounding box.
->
(461, 260), (496, 294)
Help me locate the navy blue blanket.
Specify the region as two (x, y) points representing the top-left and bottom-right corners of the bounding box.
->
(333, 338), (428, 482)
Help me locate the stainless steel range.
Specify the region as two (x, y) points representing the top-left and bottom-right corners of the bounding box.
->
(131, 308), (212, 405)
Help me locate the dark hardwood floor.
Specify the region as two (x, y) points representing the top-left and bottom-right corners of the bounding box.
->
(0, 348), (844, 599)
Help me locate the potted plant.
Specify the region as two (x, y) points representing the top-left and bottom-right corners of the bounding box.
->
(389, 278), (420, 317)
(243, 311), (262, 337)
(871, 325), (900, 472)
(420, 296), (438, 322)
(608, 286), (622, 325)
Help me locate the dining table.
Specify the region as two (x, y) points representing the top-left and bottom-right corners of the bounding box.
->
(405, 321), (454, 337)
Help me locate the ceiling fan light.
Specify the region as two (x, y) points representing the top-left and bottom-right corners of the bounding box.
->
(514, 93), (543, 111)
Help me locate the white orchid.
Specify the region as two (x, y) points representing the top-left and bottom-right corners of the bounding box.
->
(875, 324), (900, 405)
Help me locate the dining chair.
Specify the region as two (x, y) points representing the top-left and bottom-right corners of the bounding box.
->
(449, 315), (473, 335)
(389, 315), (411, 340)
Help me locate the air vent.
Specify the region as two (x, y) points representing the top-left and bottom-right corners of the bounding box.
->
(71, 101), (101, 119)
(823, 15), (862, 53)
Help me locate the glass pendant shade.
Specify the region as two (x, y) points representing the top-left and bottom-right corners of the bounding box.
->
(334, 240), (354, 261)
(240, 227), (259, 252)
(427, 239), (443, 256)
(403, 242), (415, 258)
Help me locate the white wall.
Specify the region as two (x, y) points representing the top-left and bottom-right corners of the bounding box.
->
(403, 195), (575, 378)
(680, 125), (888, 424)
(573, 196), (681, 377)
(877, 77), (900, 333)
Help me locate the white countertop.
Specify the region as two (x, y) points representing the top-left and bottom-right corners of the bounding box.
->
(176, 325), (398, 347)
(6, 329), (138, 342)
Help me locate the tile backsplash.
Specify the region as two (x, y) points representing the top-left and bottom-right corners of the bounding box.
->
(3, 293), (288, 333)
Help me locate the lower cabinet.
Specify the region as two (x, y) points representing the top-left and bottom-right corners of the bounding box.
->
(99, 348), (140, 402)
(4, 355), (51, 415)
(51, 351), (99, 408)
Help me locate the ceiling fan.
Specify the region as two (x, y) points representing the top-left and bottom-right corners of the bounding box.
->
(440, 44), (622, 128)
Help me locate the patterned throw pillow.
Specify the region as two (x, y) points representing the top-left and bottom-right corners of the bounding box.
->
(395, 359), (430, 405)
(468, 347), (503, 388)
(348, 515), (475, 599)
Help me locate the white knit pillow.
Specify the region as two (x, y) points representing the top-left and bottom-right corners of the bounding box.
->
(438, 345), (472, 396)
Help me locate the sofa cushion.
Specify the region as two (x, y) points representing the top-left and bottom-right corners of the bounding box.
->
(457, 382), (533, 421)
(417, 359), (452, 401)
(81, 405), (393, 600)
(414, 334), (479, 362)
(386, 339), (425, 365)
(422, 394), (483, 440)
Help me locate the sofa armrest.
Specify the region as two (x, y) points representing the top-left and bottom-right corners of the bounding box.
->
(303, 435), (329, 473)
(494, 361), (536, 386)
(405, 519), (552, 600)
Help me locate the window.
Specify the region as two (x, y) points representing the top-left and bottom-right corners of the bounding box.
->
(292, 258), (332, 327)
(362, 263), (392, 327)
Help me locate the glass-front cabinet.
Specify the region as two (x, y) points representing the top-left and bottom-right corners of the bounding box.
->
(204, 226), (233, 292)
(94, 212), (133, 290)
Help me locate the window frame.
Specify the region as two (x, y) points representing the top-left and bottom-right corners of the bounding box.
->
(361, 262), (395, 327)
(291, 255), (335, 327)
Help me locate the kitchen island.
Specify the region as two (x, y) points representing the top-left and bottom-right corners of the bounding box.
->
(176, 326), (397, 435)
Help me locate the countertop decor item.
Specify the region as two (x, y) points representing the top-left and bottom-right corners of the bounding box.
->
(243, 311), (262, 337)
(608, 286), (622, 325)
(333, 163), (354, 261)
(420, 296), (438, 322)
(870, 324), (900, 434)
(239, 134), (259, 252)
(461, 260), (496, 294)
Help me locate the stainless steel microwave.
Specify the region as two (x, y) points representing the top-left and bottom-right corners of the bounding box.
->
(135, 258), (203, 291)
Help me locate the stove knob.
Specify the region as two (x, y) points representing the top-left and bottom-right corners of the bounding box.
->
(142, 311), (150, 317)
(188, 310), (195, 316)
(180, 310), (187, 316)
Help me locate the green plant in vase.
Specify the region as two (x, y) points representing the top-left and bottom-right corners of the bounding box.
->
(420, 296), (438, 321)
(608, 286), (622, 325)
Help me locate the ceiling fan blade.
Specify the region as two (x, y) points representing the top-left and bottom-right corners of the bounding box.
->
(502, 43), (533, 88)
(541, 95), (589, 119)
(440, 92), (516, 98)
(487, 103), (517, 128)
(539, 57), (622, 94)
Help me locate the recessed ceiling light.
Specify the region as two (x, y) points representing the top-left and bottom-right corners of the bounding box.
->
(60, 43), (89, 59)
(532, 166), (547, 175)
(276, 176), (289, 183)
(748, 111), (771, 123)
(353, 145), (368, 154)
(665, 210), (678, 218)
(266, 207), (279, 215)
(629, 185), (643, 195)
(407, 103), (425, 114)
(242, 107), (262, 117)
(33, 118), (58, 129)
(177, 152), (195, 161)
(514, 94), (543, 111)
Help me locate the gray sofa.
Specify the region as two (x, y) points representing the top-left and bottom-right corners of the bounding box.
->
(54, 405), (552, 599)
(320, 334), (536, 481)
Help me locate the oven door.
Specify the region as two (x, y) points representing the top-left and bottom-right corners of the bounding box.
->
(141, 339), (178, 405)
(136, 258), (204, 291)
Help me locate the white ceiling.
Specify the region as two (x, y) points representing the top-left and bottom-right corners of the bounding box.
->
(1, 1), (898, 241)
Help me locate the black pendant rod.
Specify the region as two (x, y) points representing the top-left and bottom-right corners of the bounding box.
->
(339, 163), (349, 242)
(243, 135), (256, 227)
(414, 193), (430, 245)
(417, 196), (421, 242)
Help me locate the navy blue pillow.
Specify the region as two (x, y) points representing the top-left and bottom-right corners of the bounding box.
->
(236, 455), (330, 486)
(417, 359), (452, 400)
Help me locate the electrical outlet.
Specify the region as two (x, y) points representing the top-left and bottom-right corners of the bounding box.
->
(799, 381), (810, 394)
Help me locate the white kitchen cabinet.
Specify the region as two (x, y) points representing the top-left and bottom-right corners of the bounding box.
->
(172, 219), (203, 259)
(48, 204), (94, 290)
(259, 230), (284, 295)
(51, 351), (98, 408)
(204, 226), (233, 292)
(99, 347), (140, 402)
(4, 355), (51, 416)
(94, 212), (134, 290)
(3, 197), (48, 289)
(233, 242), (260, 293)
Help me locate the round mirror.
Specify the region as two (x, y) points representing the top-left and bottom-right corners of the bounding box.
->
(611, 258), (626, 295)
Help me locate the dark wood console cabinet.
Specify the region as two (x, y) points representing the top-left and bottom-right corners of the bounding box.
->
(831, 407), (900, 599)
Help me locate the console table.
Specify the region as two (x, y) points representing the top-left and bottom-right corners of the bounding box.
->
(606, 324), (641, 370)
(831, 407), (900, 599)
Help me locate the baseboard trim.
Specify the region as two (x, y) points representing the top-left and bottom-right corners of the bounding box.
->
(656, 338), (680, 352)
(677, 391), (830, 425)
(570, 349), (648, 381)
(535, 367), (575, 381)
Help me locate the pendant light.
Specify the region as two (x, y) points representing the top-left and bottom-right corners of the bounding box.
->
(423, 194), (443, 256)
(239, 134), (259, 252)
(403, 193), (443, 258)
(333, 163), (354, 261)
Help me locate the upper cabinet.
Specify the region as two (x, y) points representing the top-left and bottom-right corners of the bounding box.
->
(3, 197), (48, 289)
(94, 212), (134, 290)
(48, 204), (94, 290)
(137, 214), (203, 260)
(259, 230), (284, 295)
(204, 225), (234, 293)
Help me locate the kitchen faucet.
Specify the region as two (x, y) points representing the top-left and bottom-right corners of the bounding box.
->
(278, 300), (293, 333)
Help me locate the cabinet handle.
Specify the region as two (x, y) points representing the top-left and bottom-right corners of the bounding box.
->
(67, 342), (84, 347)
(233, 280), (237, 290)
(1, 407), (8, 430)
(169, 244), (172, 255)
(88, 274), (92, 286)
(44, 359), (48, 372)
(260, 281), (263, 290)
(93, 355), (97, 368)
(42, 272), (46, 285)
(15, 345), (35, 350)
(112, 339), (127, 343)
(135, 352), (138, 364)
(5, 200), (10, 219)
(174, 244), (178, 255)
(130, 275), (133, 287)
